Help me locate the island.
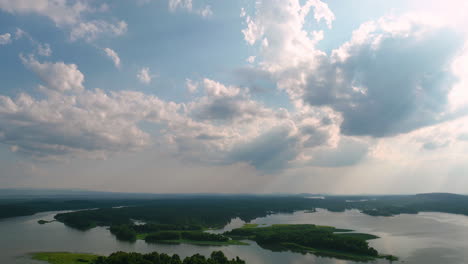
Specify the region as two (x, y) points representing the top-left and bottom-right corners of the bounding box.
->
(224, 224), (398, 262)
(32, 250), (246, 264)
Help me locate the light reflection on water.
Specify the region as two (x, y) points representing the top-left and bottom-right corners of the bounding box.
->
(2, 209), (468, 264)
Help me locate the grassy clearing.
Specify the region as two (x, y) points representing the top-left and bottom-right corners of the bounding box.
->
(136, 233), (148, 240)
(32, 252), (99, 264)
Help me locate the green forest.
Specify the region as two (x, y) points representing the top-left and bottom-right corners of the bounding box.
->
(3, 193), (468, 221)
(33, 251), (246, 264)
(3, 193), (464, 262)
(94, 251), (245, 264)
(224, 224), (396, 261)
(53, 197), (321, 230)
(109, 223), (245, 245)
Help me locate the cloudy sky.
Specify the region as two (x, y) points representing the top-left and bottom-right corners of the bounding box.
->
(1, 0), (468, 194)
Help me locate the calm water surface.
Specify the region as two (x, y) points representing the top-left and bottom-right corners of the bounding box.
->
(2, 209), (468, 264)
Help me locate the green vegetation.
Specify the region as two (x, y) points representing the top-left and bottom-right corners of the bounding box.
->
(0, 199), (143, 220)
(145, 231), (181, 242)
(33, 251), (246, 264)
(144, 239), (248, 246)
(109, 225), (137, 242)
(4, 193), (468, 221)
(305, 193), (468, 217)
(95, 250), (245, 264)
(224, 224), (396, 262)
(50, 193), (468, 233)
(53, 197), (332, 247)
(335, 233), (379, 240)
(110, 223), (204, 241)
(23, 197), (406, 262)
(144, 231), (247, 246)
(132, 223), (204, 233)
(181, 231), (230, 242)
(32, 252), (99, 264)
(54, 197), (321, 231)
(108, 223), (247, 246)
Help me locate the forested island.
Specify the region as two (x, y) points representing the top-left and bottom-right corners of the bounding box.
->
(225, 224), (397, 261)
(32, 251), (246, 264)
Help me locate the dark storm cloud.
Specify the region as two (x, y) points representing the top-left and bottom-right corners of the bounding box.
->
(227, 126), (301, 173)
(192, 96), (258, 121)
(304, 28), (462, 137)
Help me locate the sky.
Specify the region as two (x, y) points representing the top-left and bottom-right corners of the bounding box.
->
(1, 0), (468, 194)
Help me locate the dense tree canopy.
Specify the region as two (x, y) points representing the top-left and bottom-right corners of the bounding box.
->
(3, 193), (468, 221)
(54, 197), (321, 230)
(92, 251), (245, 264)
(225, 224), (378, 257)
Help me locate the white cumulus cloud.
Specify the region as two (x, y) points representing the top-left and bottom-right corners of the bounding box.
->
(70, 20), (127, 42)
(0, 33), (11, 45)
(186, 79), (198, 93)
(168, 0), (212, 17)
(137, 67), (155, 84)
(103, 48), (121, 68)
(0, 0), (128, 42)
(37, 43), (52, 56)
(20, 54), (84, 93)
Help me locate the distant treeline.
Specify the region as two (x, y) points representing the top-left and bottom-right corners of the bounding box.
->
(93, 251), (245, 264)
(324, 193), (468, 216)
(0, 199), (143, 219)
(3, 193), (468, 221)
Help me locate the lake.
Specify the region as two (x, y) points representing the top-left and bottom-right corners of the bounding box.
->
(2, 209), (468, 264)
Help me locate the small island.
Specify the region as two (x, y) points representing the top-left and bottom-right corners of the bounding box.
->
(224, 224), (398, 262)
(32, 251), (246, 264)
